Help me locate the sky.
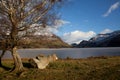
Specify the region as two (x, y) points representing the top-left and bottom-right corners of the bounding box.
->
(51, 0), (120, 44)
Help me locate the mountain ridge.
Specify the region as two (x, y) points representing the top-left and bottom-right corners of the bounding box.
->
(72, 30), (120, 47)
(0, 34), (71, 49)
(18, 33), (71, 48)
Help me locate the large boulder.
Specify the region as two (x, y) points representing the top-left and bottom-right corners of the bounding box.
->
(29, 54), (58, 69)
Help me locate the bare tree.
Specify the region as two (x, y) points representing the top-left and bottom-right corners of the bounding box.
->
(0, 0), (62, 72)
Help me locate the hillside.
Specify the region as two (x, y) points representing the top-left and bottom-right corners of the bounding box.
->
(73, 30), (120, 47)
(0, 34), (70, 49)
(0, 24), (71, 48)
(19, 34), (70, 48)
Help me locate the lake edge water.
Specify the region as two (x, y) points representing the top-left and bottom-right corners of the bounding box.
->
(1, 47), (120, 59)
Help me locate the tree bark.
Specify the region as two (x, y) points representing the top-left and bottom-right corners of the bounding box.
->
(0, 50), (5, 67)
(11, 47), (24, 72)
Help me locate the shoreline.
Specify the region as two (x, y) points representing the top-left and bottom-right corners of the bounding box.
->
(2, 55), (120, 60)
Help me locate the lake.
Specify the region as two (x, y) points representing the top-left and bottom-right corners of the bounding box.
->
(1, 47), (120, 59)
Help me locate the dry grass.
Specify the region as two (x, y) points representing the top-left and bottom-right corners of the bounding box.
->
(0, 56), (120, 80)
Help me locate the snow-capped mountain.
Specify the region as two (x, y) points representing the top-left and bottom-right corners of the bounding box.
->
(73, 30), (120, 47)
(89, 30), (120, 42)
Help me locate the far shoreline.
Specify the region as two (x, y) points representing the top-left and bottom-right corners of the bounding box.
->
(18, 47), (120, 50)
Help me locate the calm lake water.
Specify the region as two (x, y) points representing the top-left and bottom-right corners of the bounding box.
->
(1, 47), (120, 59)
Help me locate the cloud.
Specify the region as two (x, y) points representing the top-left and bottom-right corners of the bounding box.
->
(100, 29), (113, 34)
(53, 20), (70, 28)
(62, 30), (96, 44)
(48, 20), (70, 33)
(31, 20), (70, 36)
(103, 1), (120, 17)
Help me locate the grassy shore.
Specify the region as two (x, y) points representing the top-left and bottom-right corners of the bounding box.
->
(0, 56), (120, 80)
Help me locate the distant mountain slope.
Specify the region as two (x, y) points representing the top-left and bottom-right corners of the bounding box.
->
(0, 24), (71, 48)
(0, 34), (70, 49)
(73, 30), (120, 47)
(19, 34), (70, 48)
(107, 34), (120, 47)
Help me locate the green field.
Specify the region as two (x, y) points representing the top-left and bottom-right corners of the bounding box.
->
(0, 56), (120, 80)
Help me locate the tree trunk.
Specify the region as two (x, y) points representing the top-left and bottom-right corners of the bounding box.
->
(0, 50), (5, 67)
(11, 47), (24, 72)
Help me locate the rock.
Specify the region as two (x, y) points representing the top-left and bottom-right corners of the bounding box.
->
(29, 54), (58, 69)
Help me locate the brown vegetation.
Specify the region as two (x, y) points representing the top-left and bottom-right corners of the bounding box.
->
(0, 56), (120, 80)
(18, 35), (70, 48)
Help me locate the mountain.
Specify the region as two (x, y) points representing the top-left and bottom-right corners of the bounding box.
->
(0, 33), (70, 49)
(73, 30), (120, 47)
(0, 24), (71, 48)
(19, 34), (70, 48)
